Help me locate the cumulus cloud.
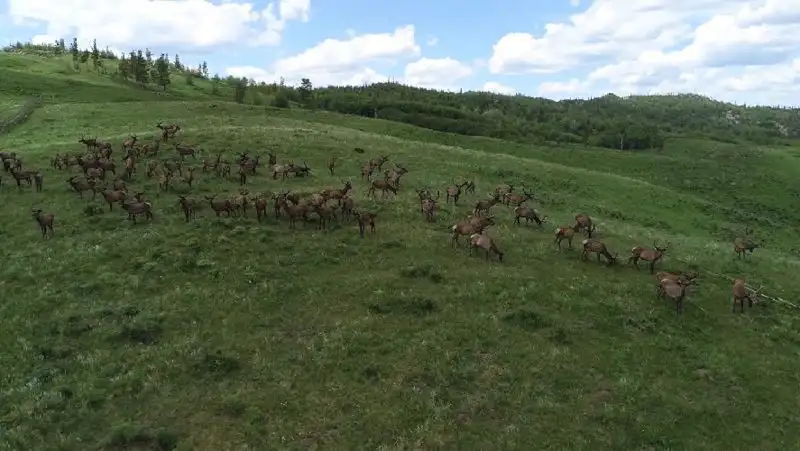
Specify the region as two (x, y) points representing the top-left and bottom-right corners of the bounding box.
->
(227, 25), (420, 87)
(403, 57), (473, 90)
(7, 0), (310, 48)
(482, 81), (515, 95)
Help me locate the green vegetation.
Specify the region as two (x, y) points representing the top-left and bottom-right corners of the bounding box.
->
(1, 42), (800, 450)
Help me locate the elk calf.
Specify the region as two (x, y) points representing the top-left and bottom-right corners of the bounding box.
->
(31, 209), (55, 239)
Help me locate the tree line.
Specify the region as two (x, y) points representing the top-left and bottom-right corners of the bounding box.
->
(3, 39), (799, 150)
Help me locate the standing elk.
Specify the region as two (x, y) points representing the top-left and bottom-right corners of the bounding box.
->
(202, 152), (222, 174)
(473, 192), (502, 216)
(494, 183), (514, 199)
(327, 156), (338, 175)
(156, 122), (181, 141)
(581, 239), (618, 265)
(368, 178), (398, 198)
(100, 189), (127, 211)
(504, 186), (535, 207)
(656, 271), (698, 299)
(121, 199), (154, 224)
(659, 278), (688, 314)
(421, 191), (440, 222)
(178, 195), (199, 221)
(629, 242), (669, 273)
(554, 224), (580, 250)
(353, 210), (377, 238)
(445, 180), (469, 205)
(204, 195), (234, 217)
(253, 195), (269, 222)
(122, 135), (137, 151)
(470, 230), (504, 262)
(67, 176), (97, 199)
(732, 278), (762, 313)
(320, 180), (353, 204)
(340, 196), (355, 221)
(31, 209), (55, 239)
(734, 229), (761, 258)
(387, 164), (408, 188)
(174, 143), (197, 160)
(278, 194), (310, 228)
(451, 215), (494, 246)
(574, 213), (595, 238)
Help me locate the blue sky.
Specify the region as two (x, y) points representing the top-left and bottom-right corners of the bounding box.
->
(2, 0), (800, 105)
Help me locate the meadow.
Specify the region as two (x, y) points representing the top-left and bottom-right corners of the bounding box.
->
(1, 52), (800, 450)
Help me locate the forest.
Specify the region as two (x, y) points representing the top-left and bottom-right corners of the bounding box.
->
(3, 40), (799, 150)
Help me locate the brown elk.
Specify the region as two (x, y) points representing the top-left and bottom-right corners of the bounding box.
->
(734, 230), (760, 258)
(659, 278), (688, 314)
(183, 167), (195, 187)
(464, 180), (476, 194)
(732, 278), (762, 313)
(369, 155), (389, 171)
(451, 215), (494, 246)
(9, 168), (35, 189)
(554, 224), (580, 250)
(86, 167), (105, 181)
(574, 213), (595, 237)
(278, 195), (310, 228)
(422, 191), (440, 222)
(354, 210), (377, 238)
(100, 189), (127, 211)
(238, 152), (261, 175)
(368, 178), (398, 198)
(158, 172), (171, 192)
(312, 203), (337, 230)
(581, 239), (618, 265)
(504, 186), (535, 207)
(416, 189), (435, 212)
(202, 152), (221, 173)
(121, 199), (154, 224)
(122, 135), (137, 151)
(178, 195), (199, 221)
(513, 205), (546, 226)
(253, 195), (269, 222)
(320, 180), (353, 203)
(470, 231), (504, 262)
(79, 135), (99, 150)
(204, 195), (234, 217)
(31, 209), (55, 239)
(473, 192), (502, 216)
(629, 242), (669, 273)
(656, 270), (698, 299)
(111, 176), (127, 191)
(67, 176), (97, 199)
(327, 156), (338, 175)
(162, 159), (181, 177)
(291, 160), (312, 177)
(156, 122), (180, 141)
(174, 143), (197, 160)
(445, 180), (469, 204)
(340, 196), (355, 221)
(387, 164), (408, 188)
(123, 155), (136, 180)
(494, 183), (514, 198)
(31, 172), (43, 192)
(230, 189), (250, 217)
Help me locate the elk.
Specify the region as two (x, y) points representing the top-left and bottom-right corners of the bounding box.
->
(368, 178), (397, 198)
(504, 187), (535, 207)
(574, 213), (595, 238)
(278, 195), (310, 228)
(369, 155), (389, 171)
(121, 200), (154, 224)
(67, 176), (97, 199)
(445, 180), (469, 204)
(734, 230), (760, 258)
(354, 210), (376, 238)
(464, 180), (476, 194)
(320, 180), (353, 204)
(732, 278), (762, 313)
(312, 203), (337, 230)
(451, 215), (494, 246)
(218, 161), (232, 178)
(111, 176), (127, 192)
(387, 164), (408, 188)
(267, 151), (277, 166)
(656, 271), (698, 299)
(271, 192), (284, 219)
(659, 278), (688, 315)
(204, 195), (234, 217)
(79, 135), (99, 150)
(146, 160), (160, 178)
(291, 161), (311, 177)
(416, 189), (435, 212)
(554, 224), (580, 250)
(122, 135), (137, 151)
(100, 189), (127, 211)
(421, 191), (440, 222)
(183, 167), (195, 187)
(629, 242), (669, 273)
(253, 195), (269, 222)
(473, 192), (502, 216)
(327, 156), (337, 175)
(174, 143), (197, 160)
(178, 195), (199, 221)
(580, 239), (618, 265)
(470, 231), (504, 262)
(272, 162), (294, 180)
(202, 152), (221, 173)
(31, 209), (55, 239)
(162, 159), (181, 177)
(32, 172), (43, 192)
(9, 168), (34, 189)
(156, 122), (180, 141)
(340, 196), (355, 222)
(513, 205), (546, 226)
(158, 172), (171, 192)
(86, 167), (105, 181)
(123, 155), (136, 180)
(230, 189), (250, 217)
(494, 183), (514, 198)
(238, 152), (261, 175)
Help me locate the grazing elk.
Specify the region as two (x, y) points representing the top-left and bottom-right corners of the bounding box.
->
(31, 209), (55, 239)
(445, 180), (469, 205)
(734, 229), (761, 258)
(513, 205), (546, 226)
(574, 213), (595, 238)
(470, 231), (504, 262)
(473, 192), (502, 216)
(312, 203), (337, 230)
(554, 224), (581, 250)
(732, 278), (761, 313)
(629, 242), (669, 273)
(580, 239), (618, 265)
(9, 168), (35, 189)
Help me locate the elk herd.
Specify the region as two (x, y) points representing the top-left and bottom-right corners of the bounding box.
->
(0, 123), (765, 316)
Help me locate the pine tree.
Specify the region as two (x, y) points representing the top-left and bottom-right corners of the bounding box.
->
(135, 50), (149, 85)
(174, 54), (182, 70)
(155, 54), (171, 91)
(69, 38), (79, 62)
(118, 54), (130, 80)
(233, 78), (248, 103)
(201, 61), (208, 78)
(90, 39), (100, 70)
(145, 48), (152, 65)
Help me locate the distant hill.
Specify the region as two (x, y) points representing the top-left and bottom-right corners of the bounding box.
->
(2, 41), (798, 149)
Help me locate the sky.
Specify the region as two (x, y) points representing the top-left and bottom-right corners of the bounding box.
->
(2, 0), (799, 106)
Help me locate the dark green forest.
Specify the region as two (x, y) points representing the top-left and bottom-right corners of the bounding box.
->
(3, 40), (799, 150)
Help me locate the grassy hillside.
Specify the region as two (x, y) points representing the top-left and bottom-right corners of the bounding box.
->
(1, 50), (800, 450)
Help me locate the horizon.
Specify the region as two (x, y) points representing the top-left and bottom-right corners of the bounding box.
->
(2, 0), (798, 108)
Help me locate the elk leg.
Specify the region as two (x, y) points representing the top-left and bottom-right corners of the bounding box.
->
(649, 261), (656, 274)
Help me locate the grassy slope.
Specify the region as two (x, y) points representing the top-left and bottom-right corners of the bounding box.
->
(1, 55), (800, 450)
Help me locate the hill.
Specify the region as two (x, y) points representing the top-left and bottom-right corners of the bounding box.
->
(1, 43), (800, 449)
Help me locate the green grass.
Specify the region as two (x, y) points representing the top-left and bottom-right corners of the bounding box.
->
(2, 57), (800, 450)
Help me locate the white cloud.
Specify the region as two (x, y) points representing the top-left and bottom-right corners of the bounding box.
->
(403, 57), (473, 90)
(227, 25), (419, 87)
(7, 0), (310, 48)
(482, 81), (515, 95)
